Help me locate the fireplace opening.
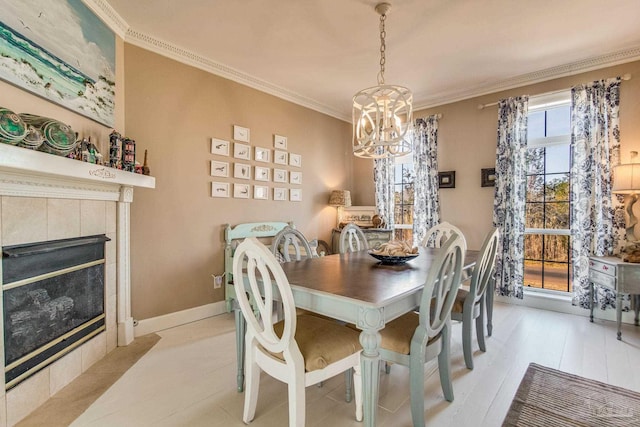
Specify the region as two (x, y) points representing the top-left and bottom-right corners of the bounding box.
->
(2, 235), (110, 389)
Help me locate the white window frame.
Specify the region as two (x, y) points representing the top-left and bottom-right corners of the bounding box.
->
(524, 90), (572, 292)
(393, 153), (414, 232)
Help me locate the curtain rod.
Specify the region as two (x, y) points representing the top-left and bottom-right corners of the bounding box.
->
(476, 73), (632, 110)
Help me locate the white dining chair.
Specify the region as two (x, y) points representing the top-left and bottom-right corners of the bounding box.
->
(422, 221), (467, 249)
(233, 237), (363, 426)
(339, 223), (369, 253)
(378, 233), (466, 427)
(451, 227), (499, 369)
(271, 226), (313, 262)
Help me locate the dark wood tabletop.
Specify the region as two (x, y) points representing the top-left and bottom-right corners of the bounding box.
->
(279, 247), (478, 306)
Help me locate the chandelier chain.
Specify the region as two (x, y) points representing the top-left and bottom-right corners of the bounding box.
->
(378, 13), (386, 85)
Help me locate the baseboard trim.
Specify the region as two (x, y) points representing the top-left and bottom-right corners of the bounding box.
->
(133, 301), (228, 337)
(496, 291), (638, 324)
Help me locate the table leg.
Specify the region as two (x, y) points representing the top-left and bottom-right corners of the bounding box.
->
(359, 329), (381, 427)
(634, 295), (640, 326)
(234, 307), (246, 392)
(616, 292), (623, 341)
(590, 281), (595, 323)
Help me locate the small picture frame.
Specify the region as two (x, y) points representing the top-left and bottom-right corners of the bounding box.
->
(255, 147), (270, 163)
(234, 163), (251, 179)
(481, 168), (496, 187)
(438, 171), (456, 189)
(234, 183), (250, 198)
(233, 125), (250, 142)
(274, 134), (287, 150)
(274, 187), (287, 201)
(211, 182), (229, 198)
(210, 160), (229, 177)
(274, 169), (288, 183)
(234, 142), (251, 160)
(290, 171), (302, 185)
(254, 185), (269, 200)
(211, 138), (229, 156)
(290, 188), (302, 202)
(274, 150), (288, 165)
(289, 153), (302, 167)
(255, 166), (270, 182)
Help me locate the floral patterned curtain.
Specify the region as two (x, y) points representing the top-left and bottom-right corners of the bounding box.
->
(493, 96), (528, 299)
(571, 78), (627, 310)
(374, 156), (395, 230)
(412, 116), (440, 244)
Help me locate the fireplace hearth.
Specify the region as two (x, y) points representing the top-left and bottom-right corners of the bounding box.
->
(2, 235), (110, 389)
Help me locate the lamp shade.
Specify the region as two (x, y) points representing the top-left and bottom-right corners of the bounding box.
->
(612, 163), (640, 194)
(328, 190), (352, 207)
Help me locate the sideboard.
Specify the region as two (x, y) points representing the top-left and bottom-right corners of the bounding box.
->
(589, 256), (640, 340)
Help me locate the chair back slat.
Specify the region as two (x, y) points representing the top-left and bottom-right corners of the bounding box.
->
(422, 221), (467, 249)
(233, 237), (297, 354)
(271, 226), (313, 262)
(419, 233), (466, 338)
(468, 228), (500, 306)
(339, 223), (369, 253)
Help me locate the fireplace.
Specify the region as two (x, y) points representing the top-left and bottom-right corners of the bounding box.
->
(3, 235), (110, 389)
(0, 142), (154, 424)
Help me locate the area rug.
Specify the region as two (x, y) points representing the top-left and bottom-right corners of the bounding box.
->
(503, 363), (640, 426)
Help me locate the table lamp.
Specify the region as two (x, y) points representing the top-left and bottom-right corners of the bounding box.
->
(612, 153), (640, 259)
(328, 190), (351, 228)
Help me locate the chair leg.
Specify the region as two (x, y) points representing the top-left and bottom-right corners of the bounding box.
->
(353, 364), (363, 422)
(344, 369), (352, 402)
(409, 348), (427, 427)
(476, 301), (486, 353)
(486, 279), (494, 336)
(243, 343), (260, 423)
(462, 311), (474, 370)
(438, 323), (455, 402)
(288, 368), (306, 427)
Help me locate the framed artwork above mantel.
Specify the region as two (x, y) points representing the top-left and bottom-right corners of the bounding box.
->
(0, 1), (116, 126)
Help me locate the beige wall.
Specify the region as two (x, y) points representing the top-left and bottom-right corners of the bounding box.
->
(123, 44), (352, 320)
(354, 60), (640, 250)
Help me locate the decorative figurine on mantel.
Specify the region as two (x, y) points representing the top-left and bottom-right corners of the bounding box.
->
(122, 137), (136, 172)
(109, 130), (122, 169)
(142, 149), (150, 175)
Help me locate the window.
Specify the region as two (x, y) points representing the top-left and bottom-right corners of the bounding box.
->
(524, 91), (572, 292)
(393, 156), (414, 243)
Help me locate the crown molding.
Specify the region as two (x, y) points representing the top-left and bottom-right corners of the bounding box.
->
(82, 0), (129, 38)
(124, 29), (350, 122)
(414, 45), (640, 111)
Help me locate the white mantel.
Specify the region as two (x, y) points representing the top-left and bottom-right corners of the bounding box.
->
(0, 143), (155, 346)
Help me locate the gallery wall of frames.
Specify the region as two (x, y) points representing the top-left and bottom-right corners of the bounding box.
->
(210, 125), (302, 201)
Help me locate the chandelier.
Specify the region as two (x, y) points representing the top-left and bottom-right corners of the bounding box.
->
(352, 2), (413, 159)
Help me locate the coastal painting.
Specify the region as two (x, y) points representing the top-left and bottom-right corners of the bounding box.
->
(0, 0), (115, 126)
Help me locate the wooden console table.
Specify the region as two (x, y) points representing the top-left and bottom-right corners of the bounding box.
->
(589, 256), (640, 340)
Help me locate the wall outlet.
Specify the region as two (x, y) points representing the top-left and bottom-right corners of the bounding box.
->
(212, 273), (224, 289)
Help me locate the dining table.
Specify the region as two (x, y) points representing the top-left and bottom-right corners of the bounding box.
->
(232, 246), (478, 427)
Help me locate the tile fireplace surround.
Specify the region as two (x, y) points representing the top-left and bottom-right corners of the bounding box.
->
(0, 144), (155, 426)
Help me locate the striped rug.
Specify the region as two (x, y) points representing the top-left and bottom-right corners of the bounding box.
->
(503, 363), (640, 426)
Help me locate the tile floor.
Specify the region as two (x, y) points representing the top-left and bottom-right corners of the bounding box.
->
(15, 302), (640, 426)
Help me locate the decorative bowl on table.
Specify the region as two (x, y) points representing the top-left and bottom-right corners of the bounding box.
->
(368, 250), (419, 265)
